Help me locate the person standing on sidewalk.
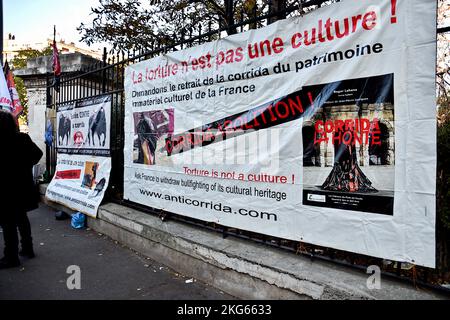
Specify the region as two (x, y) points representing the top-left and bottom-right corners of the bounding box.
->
(0, 110), (43, 269)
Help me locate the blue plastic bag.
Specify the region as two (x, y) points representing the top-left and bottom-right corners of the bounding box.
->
(71, 212), (86, 229)
(44, 120), (53, 146)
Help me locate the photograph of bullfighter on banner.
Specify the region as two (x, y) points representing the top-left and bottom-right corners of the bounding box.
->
(133, 109), (174, 165)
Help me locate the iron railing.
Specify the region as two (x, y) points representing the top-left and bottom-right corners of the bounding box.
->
(44, 0), (450, 293)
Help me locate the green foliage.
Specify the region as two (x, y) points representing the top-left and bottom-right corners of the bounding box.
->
(78, 0), (158, 52)
(10, 46), (53, 69)
(78, 0), (339, 52)
(9, 46), (53, 124)
(438, 91), (450, 231)
(15, 77), (28, 123)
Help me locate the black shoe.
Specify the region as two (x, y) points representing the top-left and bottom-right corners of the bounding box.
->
(19, 249), (35, 259)
(0, 257), (21, 269)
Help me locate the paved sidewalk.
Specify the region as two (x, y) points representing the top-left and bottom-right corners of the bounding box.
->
(0, 204), (234, 300)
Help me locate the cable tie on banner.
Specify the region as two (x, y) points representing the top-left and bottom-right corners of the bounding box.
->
(161, 54), (168, 65)
(294, 0), (304, 24)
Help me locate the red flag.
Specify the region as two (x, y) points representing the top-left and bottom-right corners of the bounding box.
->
(4, 61), (24, 120)
(52, 40), (61, 76)
(52, 38), (61, 92)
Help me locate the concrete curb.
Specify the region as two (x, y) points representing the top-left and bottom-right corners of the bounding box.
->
(40, 186), (447, 300)
(91, 203), (447, 300)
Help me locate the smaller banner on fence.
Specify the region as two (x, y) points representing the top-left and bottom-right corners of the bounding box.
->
(46, 95), (112, 217)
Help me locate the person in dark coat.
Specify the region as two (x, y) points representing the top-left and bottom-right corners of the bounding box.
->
(0, 110), (43, 269)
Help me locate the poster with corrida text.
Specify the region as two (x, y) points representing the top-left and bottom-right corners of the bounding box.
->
(46, 95), (112, 217)
(123, 0), (437, 267)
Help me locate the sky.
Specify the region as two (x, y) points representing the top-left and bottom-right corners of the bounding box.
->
(3, 0), (105, 51)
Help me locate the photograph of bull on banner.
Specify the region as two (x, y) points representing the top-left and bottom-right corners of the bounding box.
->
(56, 96), (111, 156)
(46, 95), (112, 217)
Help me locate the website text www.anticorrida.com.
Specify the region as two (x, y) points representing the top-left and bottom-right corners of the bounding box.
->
(139, 189), (278, 222)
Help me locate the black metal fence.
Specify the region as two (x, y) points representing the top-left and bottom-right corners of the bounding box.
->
(45, 0), (450, 293)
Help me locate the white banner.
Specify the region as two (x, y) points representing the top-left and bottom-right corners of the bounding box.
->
(124, 0), (437, 267)
(46, 95), (112, 217)
(56, 96), (111, 156)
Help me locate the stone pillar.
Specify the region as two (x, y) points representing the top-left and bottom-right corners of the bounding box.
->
(26, 87), (48, 176)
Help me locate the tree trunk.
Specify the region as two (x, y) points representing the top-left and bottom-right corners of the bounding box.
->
(268, 0), (287, 24)
(224, 0), (238, 35)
